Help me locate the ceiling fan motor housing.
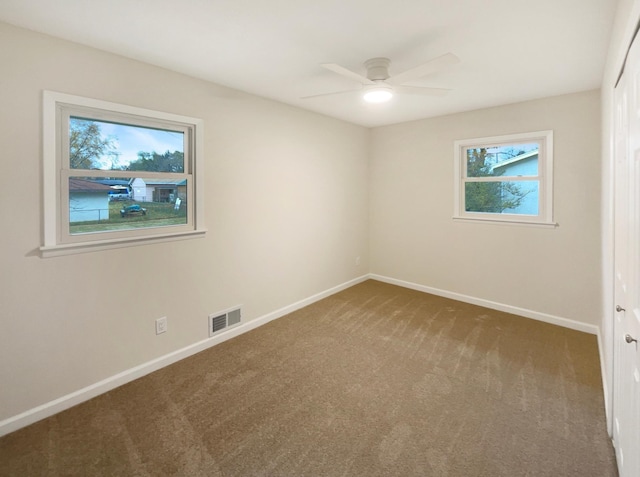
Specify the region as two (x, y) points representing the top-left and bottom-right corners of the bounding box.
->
(364, 57), (391, 81)
(305, 53), (457, 100)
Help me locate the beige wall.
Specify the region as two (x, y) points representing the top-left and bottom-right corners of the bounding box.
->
(0, 22), (370, 421)
(370, 90), (602, 326)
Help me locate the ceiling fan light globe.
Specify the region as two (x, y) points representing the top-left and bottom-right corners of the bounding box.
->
(363, 88), (393, 103)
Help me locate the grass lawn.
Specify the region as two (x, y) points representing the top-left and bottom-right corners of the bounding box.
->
(69, 200), (187, 234)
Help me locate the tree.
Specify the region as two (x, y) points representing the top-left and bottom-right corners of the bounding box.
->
(465, 148), (530, 213)
(69, 119), (115, 169)
(127, 150), (184, 172)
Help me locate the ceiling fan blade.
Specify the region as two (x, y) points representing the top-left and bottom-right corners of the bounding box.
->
(321, 63), (375, 85)
(387, 53), (460, 86)
(395, 85), (451, 97)
(300, 88), (362, 99)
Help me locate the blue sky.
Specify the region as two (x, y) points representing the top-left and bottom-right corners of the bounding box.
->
(86, 119), (184, 170)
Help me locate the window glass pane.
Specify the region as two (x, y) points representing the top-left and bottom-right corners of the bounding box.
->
(69, 117), (184, 172)
(68, 176), (188, 235)
(464, 180), (539, 215)
(466, 143), (539, 178)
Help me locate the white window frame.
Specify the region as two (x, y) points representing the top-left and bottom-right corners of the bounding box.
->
(453, 130), (555, 227)
(41, 91), (206, 257)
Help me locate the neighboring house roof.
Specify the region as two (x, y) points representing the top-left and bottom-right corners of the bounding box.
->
(92, 179), (130, 187)
(491, 150), (538, 172)
(69, 178), (112, 193)
(140, 179), (187, 186)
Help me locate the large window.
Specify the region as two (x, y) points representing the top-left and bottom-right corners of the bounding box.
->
(42, 92), (205, 257)
(453, 130), (554, 226)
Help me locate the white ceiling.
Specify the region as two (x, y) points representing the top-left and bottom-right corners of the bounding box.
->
(0, 0), (617, 127)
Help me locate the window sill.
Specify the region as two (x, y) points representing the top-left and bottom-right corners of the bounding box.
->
(452, 216), (558, 228)
(40, 229), (207, 258)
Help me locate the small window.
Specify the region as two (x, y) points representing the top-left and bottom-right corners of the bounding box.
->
(42, 92), (206, 257)
(453, 130), (554, 226)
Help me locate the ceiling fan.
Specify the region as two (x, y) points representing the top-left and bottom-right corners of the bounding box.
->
(302, 53), (460, 103)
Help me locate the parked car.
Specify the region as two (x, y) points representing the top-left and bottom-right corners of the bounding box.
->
(120, 204), (147, 218)
(108, 188), (131, 201)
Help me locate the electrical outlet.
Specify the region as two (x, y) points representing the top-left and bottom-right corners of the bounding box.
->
(156, 316), (168, 335)
(356, 256), (361, 266)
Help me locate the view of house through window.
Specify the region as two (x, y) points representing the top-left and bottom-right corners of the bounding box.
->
(67, 117), (188, 235)
(42, 91), (205, 257)
(464, 143), (539, 215)
(68, 176), (189, 233)
(453, 130), (553, 225)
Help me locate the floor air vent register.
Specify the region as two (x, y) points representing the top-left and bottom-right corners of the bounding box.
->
(208, 307), (242, 337)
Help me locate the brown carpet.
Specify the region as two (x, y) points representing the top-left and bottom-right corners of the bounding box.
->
(0, 280), (617, 476)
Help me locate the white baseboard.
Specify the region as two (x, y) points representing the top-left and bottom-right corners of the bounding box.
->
(0, 274), (369, 437)
(369, 274), (599, 335)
